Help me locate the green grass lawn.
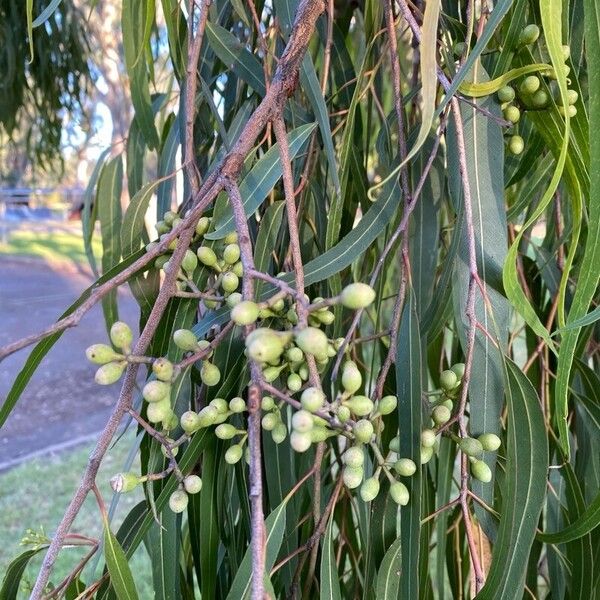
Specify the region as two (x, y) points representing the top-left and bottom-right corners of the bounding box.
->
(0, 225), (102, 266)
(0, 432), (153, 597)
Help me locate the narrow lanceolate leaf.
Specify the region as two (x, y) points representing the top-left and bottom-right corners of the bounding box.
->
(32, 0), (62, 27)
(554, 0), (600, 456)
(0, 547), (48, 599)
(205, 123), (316, 240)
(459, 63), (552, 96)
(97, 155), (124, 330)
(320, 517), (342, 600)
(447, 61), (509, 538)
(540, 489), (600, 544)
(396, 290), (422, 600)
(477, 360), (548, 600)
(103, 520), (140, 599)
(375, 535), (402, 599)
(225, 500), (287, 600)
(146, 509), (179, 600)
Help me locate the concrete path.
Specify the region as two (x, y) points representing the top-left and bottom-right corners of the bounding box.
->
(0, 257), (139, 466)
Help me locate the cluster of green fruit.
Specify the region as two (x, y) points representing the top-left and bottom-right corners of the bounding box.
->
(86, 322), (135, 384)
(498, 25), (576, 155)
(149, 212), (243, 301)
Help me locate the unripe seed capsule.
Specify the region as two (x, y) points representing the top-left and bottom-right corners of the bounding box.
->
(531, 90), (549, 108)
(169, 490), (189, 513)
(173, 329), (198, 351)
(231, 301), (259, 325)
(497, 85), (515, 103)
(378, 395), (398, 415)
(471, 459), (492, 482)
(195, 216), (210, 236)
(110, 321), (133, 351)
(342, 362), (362, 394)
(343, 446), (365, 468)
(566, 89), (579, 105)
(440, 369), (458, 391)
(263, 365), (283, 383)
(287, 373), (302, 392)
(163, 411), (179, 431)
(317, 310), (335, 325)
(508, 135), (525, 155)
(143, 380), (171, 403)
(201, 362), (221, 386)
(229, 397), (246, 413)
(478, 433), (501, 452)
(183, 475), (203, 494)
(232, 262), (244, 277)
(292, 410), (314, 433)
(197, 246), (218, 267)
(337, 405), (351, 422)
(286, 347), (304, 363)
(225, 444), (243, 464)
(152, 358), (174, 382)
(519, 24), (540, 46)
(261, 396), (275, 411)
(290, 431), (312, 452)
(156, 220), (170, 235)
(390, 481), (410, 505)
(272, 422), (287, 444)
(301, 387), (326, 412)
(215, 424), (237, 440)
(298, 364), (309, 381)
(163, 210), (177, 225)
(245, 328), (288, 363)
(223, 243), (240, 265)
(432, 405), (451, 425)
(340, 282), (376, 309)
(221, 272), (239, 293)
(95, 362), (126, 385)
(196, 405), (219, 427)
(343, 395), (374, 417)
(295, 327), (329, 360)
(210, 398), (228, 414)
(310, 427), (331, 443)
(147, 399), (172, 423)
(262, 412), (279, 431)
(226, 292), (242, 308)
(110, 472), (140, 493)
(180, 411), (202, 434)
(394, 458), (417, 477)
(360, 477), (381, 502)
(459, 437), (484, 458)
(389, 436), (401, 453)
(181, 250), (198, 275)
(558, 104), (577, 118)
(342, 466), (364, 489)
(421, 429), (437, 448)
(503, 105), (521, 124)
(86, 344), (123, 365)
(420, 445), (434, 464)
(520, 75), (540, 95)
(224, 232), (238, 244)
(353, 419), (374, 444)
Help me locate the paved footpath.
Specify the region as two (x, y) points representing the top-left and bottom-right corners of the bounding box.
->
(0, 258), (139, 468)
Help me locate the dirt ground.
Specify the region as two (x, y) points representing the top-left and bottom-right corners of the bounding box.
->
(0, 257), (139, 467)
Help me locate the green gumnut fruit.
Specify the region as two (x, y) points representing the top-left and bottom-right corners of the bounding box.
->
(221, 271), (239, 293)
(147, 398), (172, 423)
(173, 329), (198, 351)
(143, 380), (171, 403)
(110, 321), (133, 351)
(229, 397), (246, 413)
(440, 369), (458, 391)
(316, 310), (335, 325)
(197, 405), (219, 427)
(292, 409), (314, 433)
(497, 85), (515, 103)
(508, 135), (524, 155)
(301, 387), (326, 412)
(459, 437), (484, 458)
(286, 347), (304, 363)
(432, 405), (451, 425)
(245, 328), (289, 363)
(394, 458), (417, 477)
(310, 426), (331, 443)
(342, 446), (364, 468)
(86, 344), (122, 365)
(163, 411), (179, 431)
(183, 475), (203, 494)
(353, 419), (374, 444)
(156, 220), (170, 235)
(342, 361), (362, 394)
(195, 216), (210, 236)
(152, 357), (174, 382)
(261, 412), (279, 431)
(557, 89), (578, 106)
(225, 444), (244, 464)
(519, 24), (540, 46)
(181, 249), (198, 275)
(471, 459), (492, 483)
(262, 365), (283, 383)
(272, 422), (287, 444)
(343, 395), (374, 417)
(389, 436), (401, 453)
(231, 301), (259, 326)
(337, 405), (351, 423)
(215, 424), (238, 440)
(154, 255), (170, 270)
(298, 363), (309, 381)
(453, 41), (466, 57)
(520, 75), (540, 95)
(95, 362), (126, 385)
(342, 466), (364, 489)
(290, 431), (312, 453)
(558, 104), (577, 118)
(169, 490), (189, 513)
(261, 395), (275, 411)
(224, 232), (238, 244)
(223, 243), (241, 265)
(390, 481), (410, 506)
(451, 363), (465, 380)
(180, 411), (202, 434)
(287, 373), (303, 392)
(503, 105), (521, 124)
(201, 362), (221, 387)
(197, 246), (218, 267)
(110, 472), (139, 493)
(420, 429), (437, 448)
(531, 90), (549, 108)
(294, 327), (329, 360)
(360, 476), (381, 502)
(232, 262), (244, 278)
(378, 395), (397, 415)
(226, 293), (242, 308)
(163, 210), (177, 225)
(210, 398), (228, 414)
(340, 282), (376, 309)
(478, 433), (501, 452)
(421, 445), (434, 464)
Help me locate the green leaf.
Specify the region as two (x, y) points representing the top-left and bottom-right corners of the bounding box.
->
(205, 123), (316, 240)
(396, 289), (422, 600)
(226, 500), (288, 600)
(32, 0), (63, 27)
(459, 63), (552, 97)
(375, 536), (402, 599)
(146, 509), (179, 600)
(540, 489), (600, 544)
(26, 0), (34, 61)
(477, 359), (548, 600)
(103, 520), (140, 600)
(320, 517), (342, 600)
(0, 547), (48, 600)
(97, 155), (124, 330)
(253, 201), (285, 296)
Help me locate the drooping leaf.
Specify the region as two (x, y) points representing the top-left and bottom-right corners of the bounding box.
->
(103, 519), (140, 600)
